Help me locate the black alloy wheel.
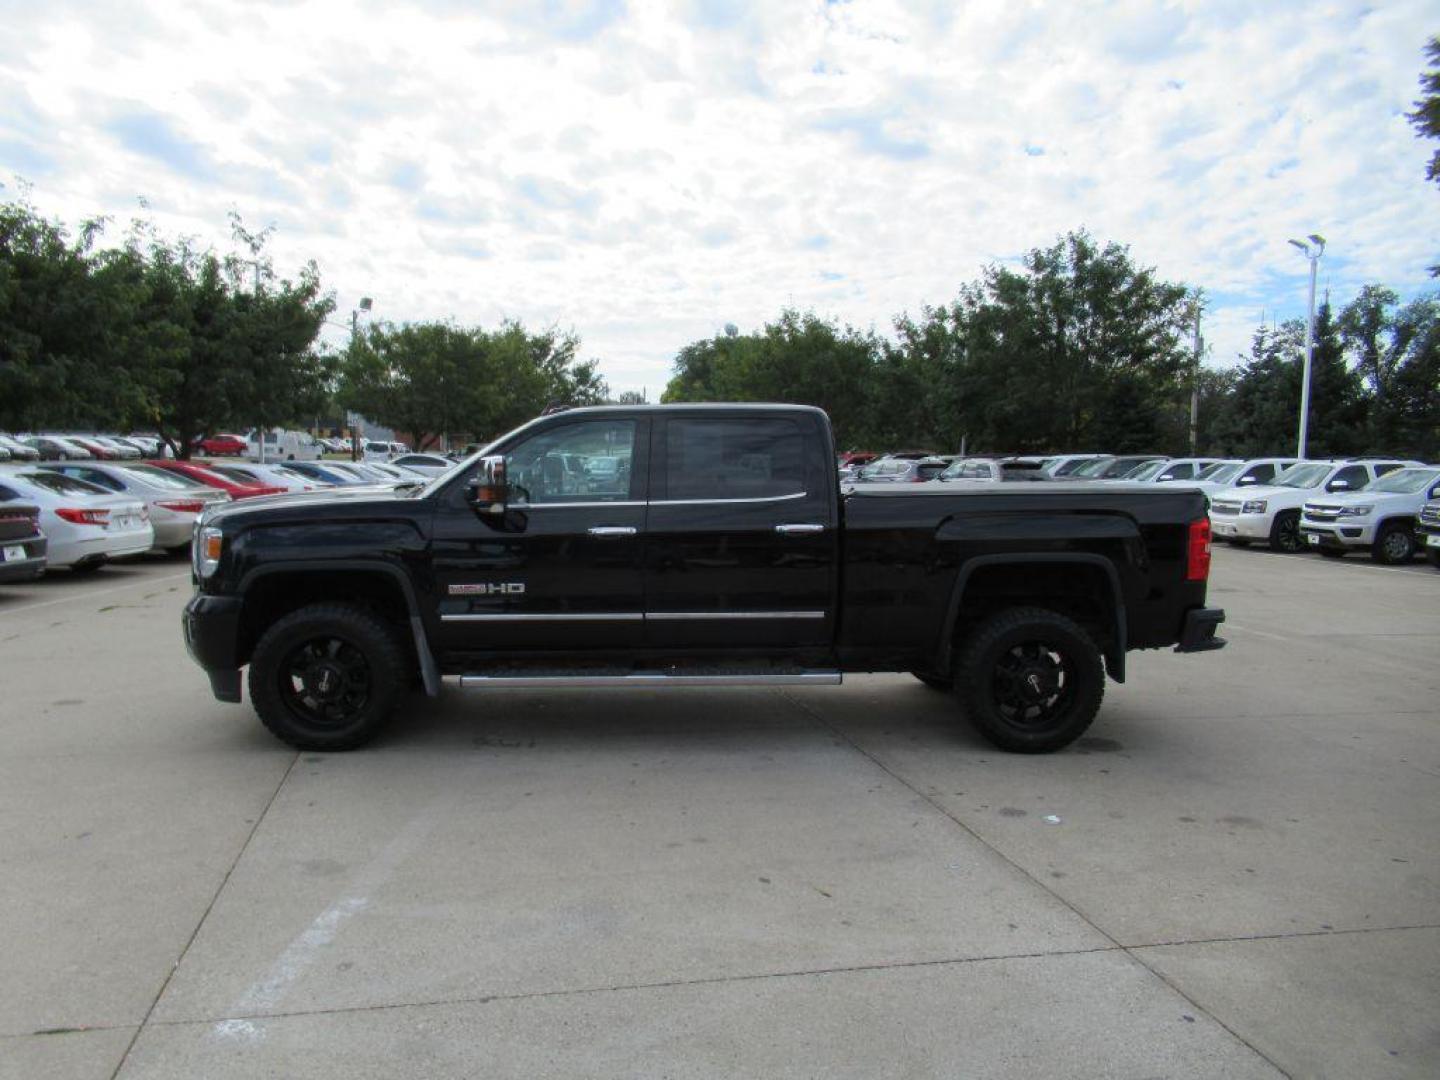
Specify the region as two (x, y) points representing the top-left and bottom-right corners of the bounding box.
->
(249, 603), (408, 750)
(1269, 510), (1303, 553)
(956, 607), (1105, 753)
(280, 637), (373, 728)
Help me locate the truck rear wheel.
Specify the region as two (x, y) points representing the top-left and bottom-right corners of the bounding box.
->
(248, 603), (408, 750)
(955, 607), (1104, 753)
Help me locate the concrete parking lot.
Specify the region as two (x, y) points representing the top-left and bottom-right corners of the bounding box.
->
(1, 547), (1436, 1079)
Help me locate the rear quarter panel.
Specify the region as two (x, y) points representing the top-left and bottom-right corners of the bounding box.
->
(838, 483), (1210, 668)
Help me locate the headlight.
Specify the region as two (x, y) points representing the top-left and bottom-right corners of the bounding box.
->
(1339, 505), (1373, 517)
(1241, 500), (1267, 514)
(196, 526), (223, 577)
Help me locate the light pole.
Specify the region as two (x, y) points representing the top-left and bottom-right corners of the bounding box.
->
(349, 297), (373, 460)
(1287, 234), (1325, 459)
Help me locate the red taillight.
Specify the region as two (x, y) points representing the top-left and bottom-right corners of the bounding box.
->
(55, 507), (110, 526)
(1186, 517), (1212, 581)
(155, 499), (206, 513)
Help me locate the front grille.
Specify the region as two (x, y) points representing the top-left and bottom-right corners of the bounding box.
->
(1420, 505), (1440, 525)
(1209, 501), (1240, 515)
(1304, 503), (1341, 523)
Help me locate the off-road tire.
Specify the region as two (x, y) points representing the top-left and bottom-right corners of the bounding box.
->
(955, 607), (1105, 754)
(248, 603), (408, 750)
(1269, 510), (1303, 554)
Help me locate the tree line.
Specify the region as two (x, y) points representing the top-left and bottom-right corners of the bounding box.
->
(0, 197), (609, 456)
(3, 198), (1436, 462)
(663, 231), (1440, 461)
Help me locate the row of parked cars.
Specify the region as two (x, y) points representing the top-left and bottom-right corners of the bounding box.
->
(0, 454), (454, 583)
(840, 450), (1440, 567)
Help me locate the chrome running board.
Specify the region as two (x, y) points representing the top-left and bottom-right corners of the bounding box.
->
(456, 671), (843, 689)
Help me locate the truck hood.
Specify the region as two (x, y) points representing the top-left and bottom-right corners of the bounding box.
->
(202, 485), (419, 527)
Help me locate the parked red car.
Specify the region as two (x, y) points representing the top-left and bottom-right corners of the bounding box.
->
(192, 433), (247, 456)
(145, 460), (285, 499)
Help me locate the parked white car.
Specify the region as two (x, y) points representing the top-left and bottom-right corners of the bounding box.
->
(388, 452), (452, 477)
(245, 428), (323, 462)
(39, 462), (229, 552)
(1041, 454), (1108, 478)
(1300, 466), (1440, 563)
(200, 461), (322, 493)
(1209, 459), (1414, 553)
(1122, 457), (1229, 483)
(0, 468), (154, 570)
(1189, 457), (1299, 498)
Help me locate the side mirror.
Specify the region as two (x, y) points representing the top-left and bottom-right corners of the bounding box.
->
(1238, 475), (1257, 485)
(1327, 480), (1350, 491)
(467, 455), (509, 514)
(1157, 473), (1175, 482)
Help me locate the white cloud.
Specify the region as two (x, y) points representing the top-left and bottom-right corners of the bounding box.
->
(1, 0), (1436, 395)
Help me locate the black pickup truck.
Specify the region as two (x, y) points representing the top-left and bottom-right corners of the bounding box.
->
(183, 405), (1225, 753)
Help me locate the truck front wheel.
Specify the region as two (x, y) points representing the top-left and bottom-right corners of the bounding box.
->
(955, 607), (1105, 753)
(248, 603), (409, 750)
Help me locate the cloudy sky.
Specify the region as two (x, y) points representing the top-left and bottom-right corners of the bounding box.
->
(2, 0), (1436, 395)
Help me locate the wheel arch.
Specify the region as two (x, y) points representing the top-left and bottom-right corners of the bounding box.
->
(936, 554), (1127, 683)
(237, 561), (440, 696)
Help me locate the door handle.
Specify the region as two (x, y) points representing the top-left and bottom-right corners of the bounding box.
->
(588, 526), (637, 537)
(775, 523), (826, 535)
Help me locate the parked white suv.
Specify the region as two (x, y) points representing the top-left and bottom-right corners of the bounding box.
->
(1209, 459), (1412, 553)
(1189, 457), (1300, 498)
(1300, 466), (1440, 564)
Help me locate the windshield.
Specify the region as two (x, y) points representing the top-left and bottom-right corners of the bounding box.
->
(1200, 462), (1243, 484)
(939, 460), (966, 479)
(204, 465), (255, 483)
(19, 471), (110, 495)
(1275, 463), (1330, 489)
(1126, 460), (1167, 482)
(1070, 457), (1115, 477)
(1365, 468), (1440, 494)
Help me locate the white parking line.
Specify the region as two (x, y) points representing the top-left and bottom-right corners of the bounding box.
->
(0, 570), (192, 616)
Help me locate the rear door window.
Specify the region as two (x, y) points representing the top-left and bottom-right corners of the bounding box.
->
(664, 418), (805, 501)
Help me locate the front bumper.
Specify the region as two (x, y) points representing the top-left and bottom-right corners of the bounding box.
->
(1175, 607), (1227, 653)
(1299, 523), (1373, 550)
(183, 593), (244, 702)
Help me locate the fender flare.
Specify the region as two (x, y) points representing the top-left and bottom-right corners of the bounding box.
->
(935, 553), (1128, 683)
(238, 560), (441, 697)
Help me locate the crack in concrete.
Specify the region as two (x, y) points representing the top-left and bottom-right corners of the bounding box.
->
(106, 751), (301, 1079)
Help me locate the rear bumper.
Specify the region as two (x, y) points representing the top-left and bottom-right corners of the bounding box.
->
(1175, 606), (1227, 653)
(0, 533), (48, 582)
(183, 593), (244, 702)
(1209, 513), (1269, 541)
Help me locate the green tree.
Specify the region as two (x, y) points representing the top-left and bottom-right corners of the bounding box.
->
(1408, 35), (1440, 274)
(662, 310), (881, 447)
(339, 320), (607, 449)
(892, 231), (1194, 452)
